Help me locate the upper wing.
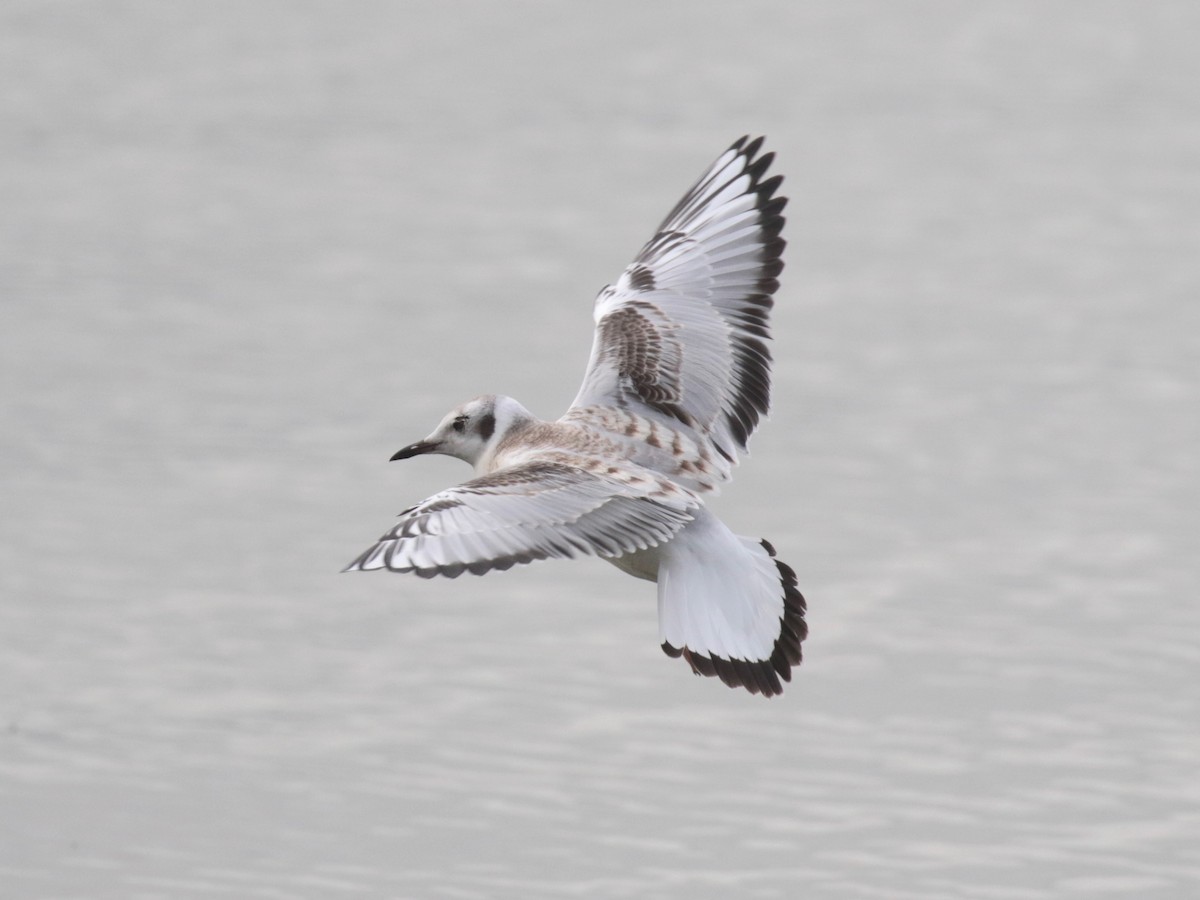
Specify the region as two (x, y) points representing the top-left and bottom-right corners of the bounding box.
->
(568, 136), (786, 465)
(343, 461), (696, 578)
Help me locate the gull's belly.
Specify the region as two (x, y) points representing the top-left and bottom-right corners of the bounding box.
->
(606, 544), (663, 582)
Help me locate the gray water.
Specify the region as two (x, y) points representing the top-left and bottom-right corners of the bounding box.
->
(2, 2), (1198, 897)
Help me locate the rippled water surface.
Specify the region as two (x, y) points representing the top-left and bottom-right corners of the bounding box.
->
(3, 2), (1198, 897)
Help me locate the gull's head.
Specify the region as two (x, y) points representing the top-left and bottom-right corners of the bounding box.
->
(391, 394), (533, 468)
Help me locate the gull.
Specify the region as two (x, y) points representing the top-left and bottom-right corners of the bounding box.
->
(345, 136), (808, 697)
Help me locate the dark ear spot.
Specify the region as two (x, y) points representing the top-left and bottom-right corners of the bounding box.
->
(478, 413), (496, 441)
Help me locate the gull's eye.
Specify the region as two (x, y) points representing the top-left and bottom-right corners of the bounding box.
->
(452, 417), (466, 433)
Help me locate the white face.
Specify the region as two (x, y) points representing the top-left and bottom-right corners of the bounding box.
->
(391, 396), (499, 466)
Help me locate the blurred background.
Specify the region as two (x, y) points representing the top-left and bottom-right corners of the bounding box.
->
(2, 2), (1197, 897)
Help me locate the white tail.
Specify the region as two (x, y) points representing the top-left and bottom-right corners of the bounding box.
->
(655, 508), (807, 696)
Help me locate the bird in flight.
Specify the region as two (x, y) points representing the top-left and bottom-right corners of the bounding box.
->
(345, 136), (807, 697)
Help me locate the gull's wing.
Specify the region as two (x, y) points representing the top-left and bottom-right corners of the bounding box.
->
(343, 461), (696, 578)
(568, 136), (786, 465)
